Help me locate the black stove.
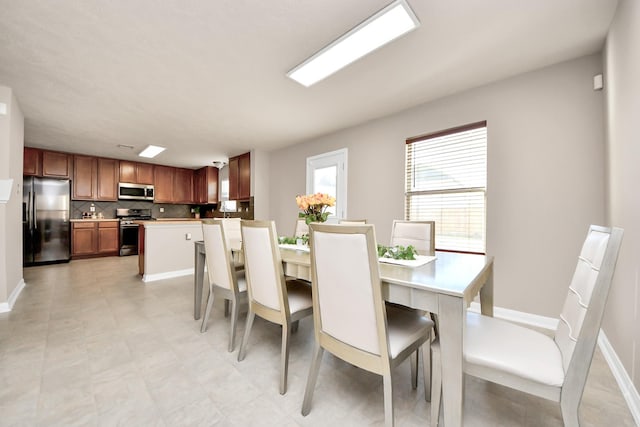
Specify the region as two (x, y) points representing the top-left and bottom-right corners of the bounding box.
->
(115, 208), (153, 256)
(116, 208), (153, 224)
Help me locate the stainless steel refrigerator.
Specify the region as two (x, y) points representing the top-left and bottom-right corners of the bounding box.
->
(23, 177), (71, 266)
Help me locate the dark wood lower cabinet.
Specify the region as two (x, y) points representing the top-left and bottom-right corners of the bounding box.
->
(72, 221), (119, 258)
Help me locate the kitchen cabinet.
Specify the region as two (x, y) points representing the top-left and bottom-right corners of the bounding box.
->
(42, 150), (71, 178)
(23, 147), (71, 178)
(23, 147), (41, 176)
(97, 221), (119, 254)
(154, 165), (174, 203)
(97, 158), (118, 201)
(72, 155), (96, 200)
(72, 155), (118, 201)
(72, 220), (119, 258)
(228, 152), (250, 201)
(119, 161), (154, 185)
(194, 166), (219, 204)
(173, 168), (194, 204)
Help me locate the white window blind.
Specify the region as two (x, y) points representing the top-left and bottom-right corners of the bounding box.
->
(405, 121), (487, 253)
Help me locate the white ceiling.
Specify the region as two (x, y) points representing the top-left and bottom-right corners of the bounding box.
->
(0, 0), (618, 168)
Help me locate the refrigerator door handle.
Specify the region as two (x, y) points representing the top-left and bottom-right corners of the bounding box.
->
(32, 190), (37, 229)
(27, 190), (32, 229)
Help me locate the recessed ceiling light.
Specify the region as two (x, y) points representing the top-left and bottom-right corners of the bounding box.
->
(287, 0), (420, 87)
(138, 145), (166, 158)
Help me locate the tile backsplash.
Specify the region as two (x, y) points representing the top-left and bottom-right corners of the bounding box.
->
(72, 200), (191, 219)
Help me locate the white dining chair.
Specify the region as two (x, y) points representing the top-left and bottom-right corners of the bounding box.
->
(430, 225), (624, 427)
(200, 220), (247, 352)
(390, 220), (435, 256)
(219, 217), (244, 268)
(338, 219), (367, 224)
(238, 220), (313, 395)
(294, 218), (309, 237)
(302, 223), (434, 427)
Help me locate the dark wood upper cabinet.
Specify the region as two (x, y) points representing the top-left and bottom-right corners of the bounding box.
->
(238, 153), (251, 200)
(97, 158), (118, 201)
(229, 152), (250, 201)
(228, 157), (239, 201)
(119, 160), (154, 185)
(154, 165), (174, 203)
(72, 155), (97, 200)
(42, 151), (71, 179)
(194, 166), (219, 204)
(119, 161), (136, 183)
(173, 168), (194, 204)
(23, 147), (41, 176)
(136, 163), (154, 185)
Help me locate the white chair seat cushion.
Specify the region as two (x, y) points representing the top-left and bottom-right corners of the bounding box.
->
(386, 305), (433, 359)
(286, 279), (313, 315)
(465, 312), (565, 387)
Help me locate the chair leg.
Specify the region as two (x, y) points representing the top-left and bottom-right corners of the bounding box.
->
(383, 373), (395, 427)
(237, 309), (255, 362)
(422, 339), (431, 402)
(301, 341), (324, 416)
(228, 299), (240, 352)
(430, 344), (442, 427)
(280, 324), (292, 395)
(199, 288), (215, 333)
(224, 299), (230, 317)
(292, 319), (299, 333)
(560, 399), (580, 427)
(411, 350), (418, 390)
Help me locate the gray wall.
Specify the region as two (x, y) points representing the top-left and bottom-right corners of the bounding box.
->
(269, 53), (605, 318)
(0, 86), (24, 304)
(604, 0), (640, 390)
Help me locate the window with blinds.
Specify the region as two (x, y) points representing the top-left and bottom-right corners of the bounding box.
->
(405, 121), (487, 253)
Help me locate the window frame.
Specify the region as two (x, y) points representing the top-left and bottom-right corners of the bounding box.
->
(405, 121), (487, 254)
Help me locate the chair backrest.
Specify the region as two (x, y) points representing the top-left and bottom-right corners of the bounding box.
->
(202, 220), (237, 292)
(219, 217), (242, 247)
(339, 219), (367, 224)
(294, 219), (309, 238)
(241, 220), (289, 315)
(390, 220), (435, 256)
(554, 225), (623, 389)
(309, 223), (389, 366)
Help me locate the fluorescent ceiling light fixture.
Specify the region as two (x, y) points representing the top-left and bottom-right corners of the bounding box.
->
(287, 0), (420, 87)
(138, 145), (166, 158)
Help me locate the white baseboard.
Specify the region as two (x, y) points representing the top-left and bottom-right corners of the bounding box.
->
(468, 301), (559, 330)
(0, 278), (25, 313)
(468, 302), (640, 424)
(142, 268), (194, 283)
(598, 331), (640, 425)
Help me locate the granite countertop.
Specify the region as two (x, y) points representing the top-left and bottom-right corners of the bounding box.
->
(70, 218), (119, 222)
(136, 219), (203, 226)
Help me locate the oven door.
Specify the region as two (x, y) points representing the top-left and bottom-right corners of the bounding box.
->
(119, 223), (139, 256)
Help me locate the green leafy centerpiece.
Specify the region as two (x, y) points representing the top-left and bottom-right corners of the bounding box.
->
(296, 193), (336, 224)
(377, 244), (417, 260)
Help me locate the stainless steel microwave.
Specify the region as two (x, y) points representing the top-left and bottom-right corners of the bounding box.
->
(118, 183), (154, 201)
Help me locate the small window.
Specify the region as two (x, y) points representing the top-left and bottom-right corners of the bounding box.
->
(405, 121), (487, 253)
(306, 149), (348, 222)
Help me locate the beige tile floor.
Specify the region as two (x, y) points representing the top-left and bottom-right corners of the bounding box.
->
(1, 256), (636, 426)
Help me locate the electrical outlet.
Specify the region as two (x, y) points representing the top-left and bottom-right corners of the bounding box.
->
(190, 208), (195, 213)
(89, 204), (95, 212)
(160, 207), (165, 213)
(185, 233), (192, 240)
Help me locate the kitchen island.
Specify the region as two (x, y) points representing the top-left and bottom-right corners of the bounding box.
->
(137, 219), (203, 282)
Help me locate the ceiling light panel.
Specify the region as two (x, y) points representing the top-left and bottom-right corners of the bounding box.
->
(138, 145), (166, 158)
(287, 0), (420, 87)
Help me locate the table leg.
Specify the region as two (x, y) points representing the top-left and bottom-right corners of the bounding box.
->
(194, 243), (206, 320)
(480, 265), (494, 317)
(438, 294), (465, 427)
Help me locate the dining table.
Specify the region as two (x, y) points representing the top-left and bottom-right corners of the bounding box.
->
(193, 240), (494, 427)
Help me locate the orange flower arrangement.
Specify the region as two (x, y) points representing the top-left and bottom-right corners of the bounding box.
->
(296, 193), (336, 224)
